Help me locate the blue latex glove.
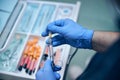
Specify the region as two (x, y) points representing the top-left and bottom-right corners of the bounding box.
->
(42, 19), (94, 49)
(36, 59), (61, 80)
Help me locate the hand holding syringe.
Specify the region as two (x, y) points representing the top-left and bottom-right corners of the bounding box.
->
(37, 32), (62, 80)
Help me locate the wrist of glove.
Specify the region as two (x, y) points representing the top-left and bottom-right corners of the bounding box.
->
(42, 19), (94, 49)
(73, 29), (93, 49)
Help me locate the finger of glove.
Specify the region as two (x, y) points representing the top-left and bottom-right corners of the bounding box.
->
(53, 19), (65, 26)
(53, 65), (62, 71)
(52, 41), (65, 46)
(48, 24), (63, 34)
(42, 31), (49, 37)
(46, 39), (65, 47)
(52, 35), (64, 40)
(41, 23), (53, 37)
(54, 72), (61, 80)
(42, 19), (65, 37)
(43, 59), (53, 71)
(42, 25), (62, 37)
(52, 35), (66, 46)
(46, 35), (66, 46)
(36, 69), (43, 80)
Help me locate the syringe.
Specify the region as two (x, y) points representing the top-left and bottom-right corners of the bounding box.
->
(48, 32), (54, 61)
(47, 32), (62, 71)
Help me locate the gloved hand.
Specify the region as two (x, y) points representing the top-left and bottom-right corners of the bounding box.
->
(36, 59), (61, 80)
(42, 19), (94, 49)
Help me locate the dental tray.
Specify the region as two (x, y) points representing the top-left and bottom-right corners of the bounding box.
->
(0, 0), (80, 80)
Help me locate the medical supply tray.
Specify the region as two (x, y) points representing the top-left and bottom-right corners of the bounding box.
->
(0, 0), (80, 80)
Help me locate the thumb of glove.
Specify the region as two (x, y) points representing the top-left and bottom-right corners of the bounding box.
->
(43, 59), (53, 71)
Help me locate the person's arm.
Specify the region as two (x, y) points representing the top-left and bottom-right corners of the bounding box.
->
(42, 19), (120, 52)
(92, 31), (120, 52)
